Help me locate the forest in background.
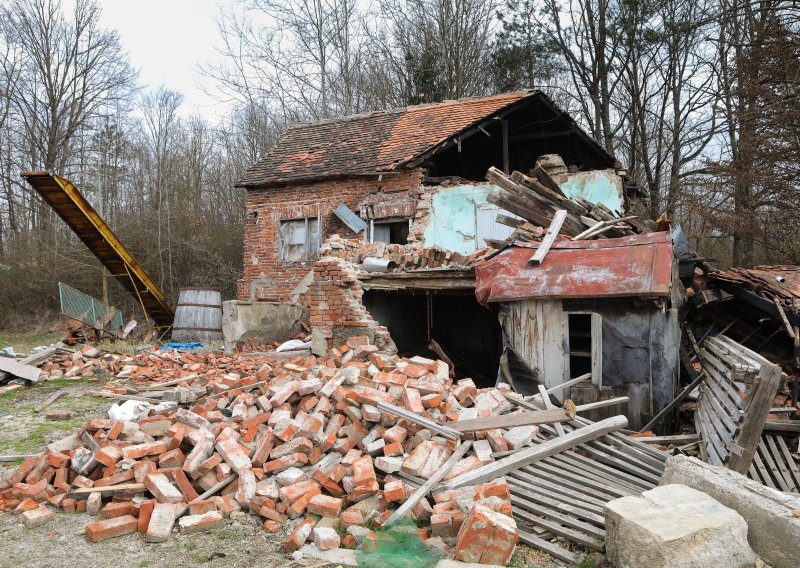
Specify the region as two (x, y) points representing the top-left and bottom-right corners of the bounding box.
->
(0, 0), (798, 330)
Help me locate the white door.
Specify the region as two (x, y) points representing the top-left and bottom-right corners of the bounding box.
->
(476, 203), (517, 247)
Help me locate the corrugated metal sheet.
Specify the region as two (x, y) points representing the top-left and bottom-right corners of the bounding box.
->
(59, 282), (124, 333)
(475, 232), (673, 304)
(712, 265), (800, 300)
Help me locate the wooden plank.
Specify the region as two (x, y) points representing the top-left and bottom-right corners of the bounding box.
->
(774, 435), (800, 490)
(575, 397), (629, 413)
(508, 472), (608, 512)
(507, 482), (607, 524)
(383, 441), (472, 528)
(517, 529), (580, 564)
(763, 435), (794, 492)
(510, 170), (581, 213)
(0, 454), (38, 462)
(69, 483), (146, 499)
(763, 420), (800, 433)
(511, 496), (605, 540)
(443, 415), (627, 489)
(449, 406), (575, 433)
(512, 506), (604, 550)
(547, 452), (649, 494)
(91, 391), (162, 404)
(751, 452), (776, 489)
(728, 363), (783, 474)
(529, 209), (567, 265)
(0, 357), (41, 383)
(641, 372), (707, 432)
(538, 384), (566, 436)
(633, 434), (700, 445)
(522, 462), (623, 501)
(176, 474), (237, 518)
(138, 374), (198, 391)
(774, 298), (796, 339)
(376, 401), (461, 440)
(35, 390), (66, 413)
(591, 313), (603, 387)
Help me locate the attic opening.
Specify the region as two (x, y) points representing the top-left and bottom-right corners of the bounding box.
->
(362, 289), (501, 387)
(421, 97), (612, 182)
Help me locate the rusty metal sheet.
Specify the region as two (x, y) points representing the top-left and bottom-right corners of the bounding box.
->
(712, 266), (800, 300)
(475, 232), (673, 304)
(22, 172), (174, 328)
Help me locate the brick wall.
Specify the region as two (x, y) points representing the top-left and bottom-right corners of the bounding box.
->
(307, 256), (394, 352)
(237, 169), (424, 302)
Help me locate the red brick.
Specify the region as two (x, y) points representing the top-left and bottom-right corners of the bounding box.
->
(307, 494), (343, 517)
(99, 501), (134, 519)
(283, 516), (315, 553)
(454, 503), (518, 565)
(21, 507), (55, 527)
(85, 515), (138, 542)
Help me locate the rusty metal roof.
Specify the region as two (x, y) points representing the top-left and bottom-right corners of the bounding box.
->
(712, 266), (800, 301)
(475, 232), (674, 304)
(236, 92), (530, 188)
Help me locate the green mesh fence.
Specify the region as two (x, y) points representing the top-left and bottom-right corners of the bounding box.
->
(356, 518), (443, 568)
(58, 282), (124, 333)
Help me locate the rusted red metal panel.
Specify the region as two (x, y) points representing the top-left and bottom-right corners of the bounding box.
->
(475, 232), (673, 304)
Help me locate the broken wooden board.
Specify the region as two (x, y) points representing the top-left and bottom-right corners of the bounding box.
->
(695, 335), (784, 474)
(0, 356), (41, 383)
(449, 404), (576, 433)
(443, 415), (628, 489)
(529, 209), (567, 265)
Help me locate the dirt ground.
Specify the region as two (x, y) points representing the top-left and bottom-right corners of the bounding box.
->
(0, 363), (577, 568)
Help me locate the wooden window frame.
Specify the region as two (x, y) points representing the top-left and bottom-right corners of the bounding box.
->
(565, 311), (603, 388)
(278, 216), (320, 263)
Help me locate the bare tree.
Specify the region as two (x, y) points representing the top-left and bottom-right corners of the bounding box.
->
(141, 87), (183, 294)
(209, 0), (365, 121)
(7, 0), (136, 174)
(373, 0), (497, 104)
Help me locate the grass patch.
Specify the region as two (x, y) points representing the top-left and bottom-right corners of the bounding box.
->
(0, 332), (63, 354)
(214, 529), (244, 542)
(0, 414), (86, 454)
(573, 554), (598, 568)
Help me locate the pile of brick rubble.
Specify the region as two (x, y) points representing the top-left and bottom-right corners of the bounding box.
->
(0, 337), (530, 565)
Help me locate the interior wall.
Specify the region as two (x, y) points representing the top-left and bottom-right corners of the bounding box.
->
(362, 290), (502, 386)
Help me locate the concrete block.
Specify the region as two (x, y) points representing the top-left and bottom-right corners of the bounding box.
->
(661, 455), (800, 568)
(605, 484), (757, 568)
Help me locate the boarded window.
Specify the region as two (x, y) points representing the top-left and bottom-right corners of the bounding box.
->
(279, 217), (320, 261)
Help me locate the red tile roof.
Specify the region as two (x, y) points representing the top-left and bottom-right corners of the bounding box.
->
(236, 92), (530, 188)
(475, 233), (674, 304)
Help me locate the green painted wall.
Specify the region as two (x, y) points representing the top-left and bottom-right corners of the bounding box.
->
(422, 184), (493, 254)
(559, 169), (624, 213)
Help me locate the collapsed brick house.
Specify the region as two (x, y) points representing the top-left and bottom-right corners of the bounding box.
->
(235, 90), (639, 386)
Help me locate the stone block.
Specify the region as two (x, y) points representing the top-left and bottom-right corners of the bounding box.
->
(661, 455), (800, 568)
(605, 483), (757, 568)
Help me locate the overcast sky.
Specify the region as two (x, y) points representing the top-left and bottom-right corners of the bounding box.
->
(98, 0), (229, 116)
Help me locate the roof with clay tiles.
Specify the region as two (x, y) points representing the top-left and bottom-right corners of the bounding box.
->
(236, 91), (532, 188)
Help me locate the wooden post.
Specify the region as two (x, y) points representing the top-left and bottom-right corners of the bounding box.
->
(502, 119), (509, 174)
(727, 363), (783, 474)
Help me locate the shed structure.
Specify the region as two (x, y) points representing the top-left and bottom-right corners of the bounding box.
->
(475, 233), (680, 428)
